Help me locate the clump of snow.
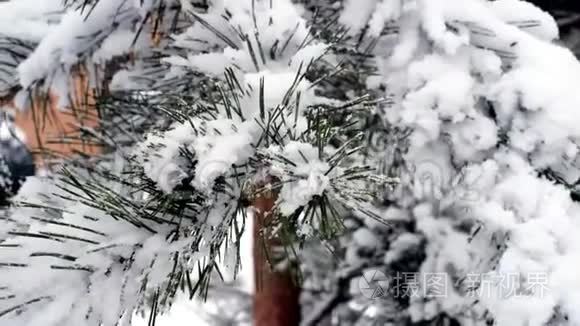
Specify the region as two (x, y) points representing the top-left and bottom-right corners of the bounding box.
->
(0, 0), (64, 42)
(7, 0), (580, 325)
(369, 0), (580, 324)
(269, 142), (331, 216)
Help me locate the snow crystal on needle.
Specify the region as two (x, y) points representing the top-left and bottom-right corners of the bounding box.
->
(191, 120), (256, 192)
(269, 142), (330, 216)
(137, 122), (197, 193)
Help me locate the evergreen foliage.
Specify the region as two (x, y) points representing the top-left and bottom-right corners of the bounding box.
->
(1, 1), (580, 326)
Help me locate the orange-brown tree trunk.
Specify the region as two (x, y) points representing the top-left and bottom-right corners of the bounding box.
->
(8, 14), (165, 160)
(8, 65), (100, 162)
(253, 183), (301, 326)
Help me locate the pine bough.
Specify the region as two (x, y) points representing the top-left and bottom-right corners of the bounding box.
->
(0, 0), (578, 326)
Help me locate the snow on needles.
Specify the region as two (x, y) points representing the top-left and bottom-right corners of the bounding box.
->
(15, 0), (164, 108)
(6, 0), (580, 325)
(371, 0), (580, 325)
(0, 0), (64, 42)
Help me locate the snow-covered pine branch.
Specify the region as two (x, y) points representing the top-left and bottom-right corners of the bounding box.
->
(0, 0), (386, 325)
(0, 0), (65, 98)
(4, 0), (580, 325)
(3, 0), (185, 110)
(299, 0), (580, 325)
(381, 1), (580, 324)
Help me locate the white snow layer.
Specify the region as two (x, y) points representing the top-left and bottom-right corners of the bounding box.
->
(5, 0), (580, 325)
(373, 0), (580, 325)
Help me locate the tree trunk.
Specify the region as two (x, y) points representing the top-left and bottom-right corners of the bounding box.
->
(4, 8), (167, 163)
(11, 64), (100, 163)
(253, 181), (301, 326)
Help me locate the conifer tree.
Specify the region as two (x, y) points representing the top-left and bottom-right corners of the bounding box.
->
(3, 1), (580, 326)
(0, 1), (386, 325)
